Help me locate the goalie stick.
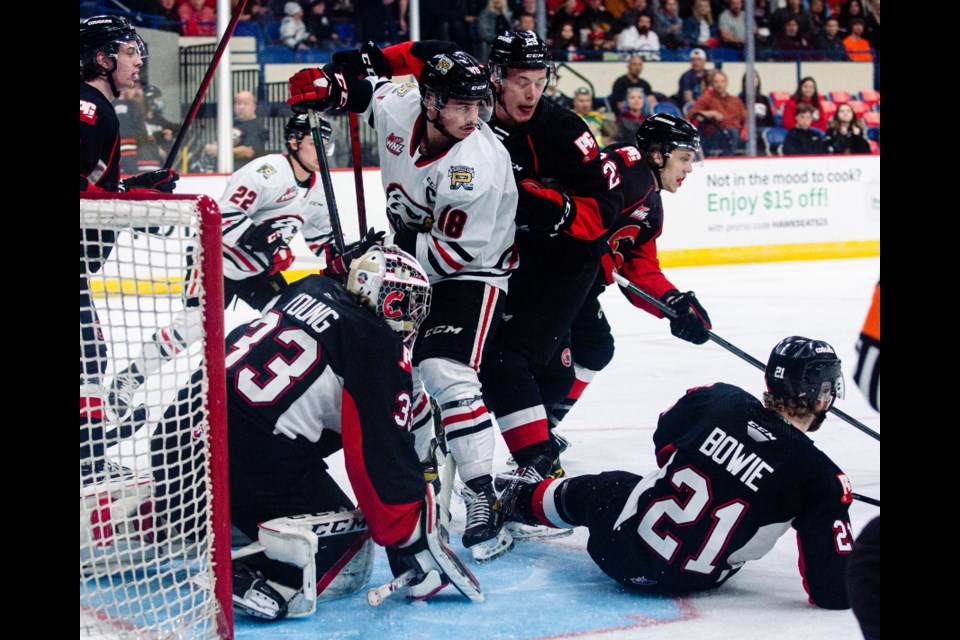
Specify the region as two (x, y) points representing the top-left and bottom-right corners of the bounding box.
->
(366, 568), (418, 606)
(611, 272), (881, 443)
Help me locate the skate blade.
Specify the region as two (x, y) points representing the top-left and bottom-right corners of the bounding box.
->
(505, 522), (574, 541)
(469, 529), (515, 563)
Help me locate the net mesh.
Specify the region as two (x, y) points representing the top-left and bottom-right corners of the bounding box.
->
(80, 195), (229, 639)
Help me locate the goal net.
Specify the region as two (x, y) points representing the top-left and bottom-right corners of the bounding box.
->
(80, 193), (232, 639)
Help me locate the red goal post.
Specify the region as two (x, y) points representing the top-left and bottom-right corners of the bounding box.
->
(79, 192), (232, 639)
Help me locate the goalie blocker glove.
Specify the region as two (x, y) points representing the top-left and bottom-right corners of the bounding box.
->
(385, 484), (483, 602)
(324, 228), (386, 278)
(239, 222), (295, 275)
(120, 168), (179, 193)
(661, 290), (712, 345)
(516, 179), (576, 237)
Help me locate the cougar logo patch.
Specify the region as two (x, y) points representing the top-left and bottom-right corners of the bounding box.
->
(560, 347), (572, 367)
(449, 166), (475, 190)
(383, 290), (406, 319)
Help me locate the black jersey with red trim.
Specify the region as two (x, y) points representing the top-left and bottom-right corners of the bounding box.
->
(488, 99), (622, 250)
(600, 143), (677, 318)
(80, 81), (120, 193)
(224, 275), (424, 547)
(80, 81), (121, 275)
(635, 382), (852, 608)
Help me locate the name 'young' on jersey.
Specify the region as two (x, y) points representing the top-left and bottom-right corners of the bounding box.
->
(601, 143), (677, 317)
(619, 382), (853, 608)
(219, 155), (334, 280)
(363, 79), (519, 291)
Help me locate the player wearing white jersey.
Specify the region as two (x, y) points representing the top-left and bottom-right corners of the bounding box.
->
(107, 116), (335, 415)
(288, 44), (518, 561)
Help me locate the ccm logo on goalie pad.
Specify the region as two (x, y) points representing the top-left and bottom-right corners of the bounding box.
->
(285, 511), (369, 537)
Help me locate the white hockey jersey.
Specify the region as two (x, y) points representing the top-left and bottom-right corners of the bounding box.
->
(363, 80), (519, 291)
(219, 154), (333, 280)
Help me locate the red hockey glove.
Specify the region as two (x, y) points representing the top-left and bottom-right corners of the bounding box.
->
(288, 66), (350, 113)
(323, 228), (386, 278)
(516, 180), (577, 237)
(240, 223), (295, 275)
(661, 290), (712, 345)
(121, 169), (179, 193)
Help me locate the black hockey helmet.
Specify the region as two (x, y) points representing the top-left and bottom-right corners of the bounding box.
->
(635, 113), (703, 163)
(80, 15), (148, 80)
(488, 30), (555, 87)
(420, 51), (494, 122)
(285, 114), (332, 142)
(765, 336), (844, 407)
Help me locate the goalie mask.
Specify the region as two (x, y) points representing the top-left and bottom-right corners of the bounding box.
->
(765, 336), (844, 409)
(347, 246), (431, 344)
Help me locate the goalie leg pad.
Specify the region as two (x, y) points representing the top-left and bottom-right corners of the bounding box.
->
(258, 508), (374, 616)
(80, 468), (156, 573)
(232, 563), (288, 621)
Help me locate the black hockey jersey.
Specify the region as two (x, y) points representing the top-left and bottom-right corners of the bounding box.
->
(80, 81), (121, 275)
(489, 99), (622, 256)
(224, 275), (424, 545)
(600, 143), (677, 317)
(622, 382), (853, 608)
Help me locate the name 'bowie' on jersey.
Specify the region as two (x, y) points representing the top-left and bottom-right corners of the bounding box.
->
(281, 293), (340, 334)
(699, 427), (774, 492)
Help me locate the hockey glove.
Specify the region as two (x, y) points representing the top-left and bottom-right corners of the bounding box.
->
(661, 290), (712, 345)
(240, 223), (295, 275)
(323, 228), (386, 277)
(120, 169), (179, 194)
(516, 180), (577, 236)
(331, 41), (392, 78)
(385, 484), (483, 602)
(288, 65), (350, 113)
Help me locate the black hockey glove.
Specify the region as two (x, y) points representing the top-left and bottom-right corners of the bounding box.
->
(239, 222), (294, 275)
(331, 41), (392, 78)
(121, 169), (179, 194)
(516, 179), (577, 236)
(323, 228), (386, 278)
(661, 290), (712, 345)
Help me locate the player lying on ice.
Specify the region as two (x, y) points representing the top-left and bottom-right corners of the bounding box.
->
(496, 336), (854, 609)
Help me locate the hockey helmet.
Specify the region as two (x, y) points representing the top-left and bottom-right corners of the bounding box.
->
(488, 30), (555, 89)
(765, 336), (844, 407)
(347, 245), (432, 344)
(420, 51), (494, 122)
(635, 113), (703, 163)
(144, 85), (164, 112)
(80, 15), (148, 80)
(285, 114), (334, 156)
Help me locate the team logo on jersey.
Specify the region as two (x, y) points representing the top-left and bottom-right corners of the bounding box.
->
(80, 100), (98, 124)
(383, 290), (406, 319)
(256, 164), (277, 178)
(386, 133), (405, 156)
(394, 83), (417, 97)
(448, 166), (475, 190)
(276, 186), (298, 203)
(573, 130), (600, 162)
(629, 204), (651, 223)
(386, 183), (434, 232)
(560, 347), (572, 367)
(616, 146), (643, 165)
(836, 473), (854, 504)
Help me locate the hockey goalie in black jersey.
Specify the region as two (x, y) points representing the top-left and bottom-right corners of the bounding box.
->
(498, 336), (854, 609)
(151, 247), (483, 620)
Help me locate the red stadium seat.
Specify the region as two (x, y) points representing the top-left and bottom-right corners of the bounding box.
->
(829, 90), (852, 103)
(819, 101), (837, 120)
(862, 111), (880, 127)
(769, 91), (791, 115)
(859, 89), (880, 111)
(847, 100), (870, 119)
(868, 139), (879, 155)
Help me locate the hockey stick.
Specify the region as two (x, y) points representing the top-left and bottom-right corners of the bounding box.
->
(611, 272), (881, 443)
(349, 112), (368, 232)
(308, 108), (346, 253)
(852, 493), (880, 507)
(367, 568), (418, 606)
(163, 0), (250, 171)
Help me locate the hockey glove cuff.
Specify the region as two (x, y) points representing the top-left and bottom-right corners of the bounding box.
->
(323, 228), (386, 277)
(661, 290), (712, 345)
(121, 169), (179, 193)
(516, 180), (577, 237)
(288, 66), (350, 113)
(331, 41), (393, 78)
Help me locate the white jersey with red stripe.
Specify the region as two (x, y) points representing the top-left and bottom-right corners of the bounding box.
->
(219, 154), (333, 280)
(363, 79), (518, 291)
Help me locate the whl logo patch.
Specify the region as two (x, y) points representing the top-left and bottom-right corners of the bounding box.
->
(386, 133), (405, 156)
